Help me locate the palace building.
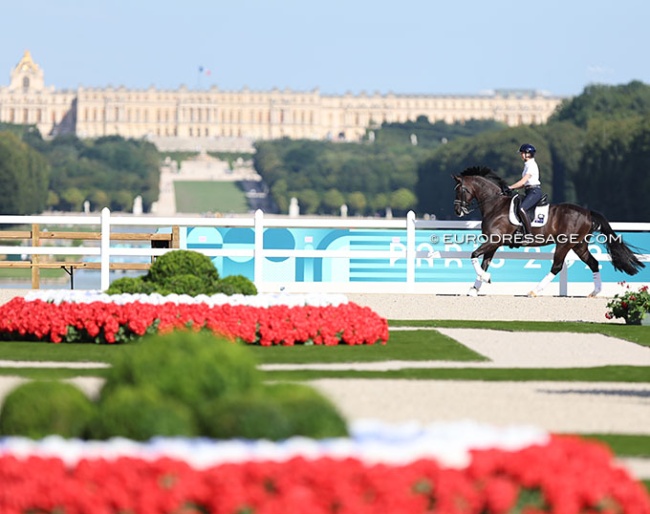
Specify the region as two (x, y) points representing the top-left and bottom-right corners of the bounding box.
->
(1, 51), (566, 151)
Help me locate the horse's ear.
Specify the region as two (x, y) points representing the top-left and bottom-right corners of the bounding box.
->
(451, 175), (461, 183)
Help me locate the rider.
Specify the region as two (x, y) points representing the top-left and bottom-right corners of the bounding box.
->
(508, 143), (542, 235)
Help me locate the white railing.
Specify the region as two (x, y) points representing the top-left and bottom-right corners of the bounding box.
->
(0, 209), (649, 296)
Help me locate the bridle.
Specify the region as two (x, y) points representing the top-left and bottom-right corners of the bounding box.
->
(454, 180), (473, 216)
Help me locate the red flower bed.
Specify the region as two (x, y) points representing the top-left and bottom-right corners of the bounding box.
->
(0, 436), (648, 514)
(0, 297), (389, 345)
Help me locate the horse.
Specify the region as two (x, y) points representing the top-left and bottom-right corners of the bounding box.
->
(452, 166), (645, 297)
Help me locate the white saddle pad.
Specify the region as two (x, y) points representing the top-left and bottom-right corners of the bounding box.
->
(509, 197), (550, 227)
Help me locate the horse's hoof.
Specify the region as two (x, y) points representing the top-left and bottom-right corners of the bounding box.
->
(467, 287), (478, 297)
(588, 289), (601, 298)
(527, 291), (537, 298)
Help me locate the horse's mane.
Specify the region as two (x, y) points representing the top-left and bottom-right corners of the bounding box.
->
(460, 166), (508, 190)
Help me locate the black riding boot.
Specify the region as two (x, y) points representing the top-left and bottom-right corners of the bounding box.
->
(518, 207), (533, 235)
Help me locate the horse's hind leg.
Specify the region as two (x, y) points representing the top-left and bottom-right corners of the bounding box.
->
(572, 242), (602, 297)
(529, 243), (572, 297)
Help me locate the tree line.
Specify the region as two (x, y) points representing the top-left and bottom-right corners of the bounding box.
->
(0, 126), (160, 214)
(253, 118), (505, 216)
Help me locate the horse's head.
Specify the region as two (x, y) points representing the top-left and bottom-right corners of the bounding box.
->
(453, 167), (508, 217)
(452, 175), (475, 217)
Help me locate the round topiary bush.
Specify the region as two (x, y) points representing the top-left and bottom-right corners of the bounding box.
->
(101, 331), (261, 407)
(264, 382), (348, 438)
(157, 273), (218, 296)
(214, 274), (258, 296)
(147, 249), (219, 286)
(106, 276), (158, 295)
(88, 386), (197, 441)
(198, 392), (292, 441)
(0, 380), (95, 439)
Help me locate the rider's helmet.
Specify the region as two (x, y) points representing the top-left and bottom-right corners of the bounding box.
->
(518, 143), (536, 155)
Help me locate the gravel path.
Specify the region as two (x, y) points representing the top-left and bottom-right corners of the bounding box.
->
(346, 293), (614, 323)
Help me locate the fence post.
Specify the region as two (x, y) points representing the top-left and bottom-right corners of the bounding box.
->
(100, 208), (111, 291)
(559, 262), (568, 296)
(254, 209), (264, 286)
(406, 211), (416, 284)
(31, 224), (40, 289)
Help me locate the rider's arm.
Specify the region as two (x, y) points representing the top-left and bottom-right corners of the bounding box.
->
(509, 173), (532, 189)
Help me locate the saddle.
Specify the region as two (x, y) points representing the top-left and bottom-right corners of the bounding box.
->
(508, 193), (550, 227)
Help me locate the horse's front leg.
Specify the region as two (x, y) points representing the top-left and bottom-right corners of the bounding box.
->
(469, 243), (500, 293)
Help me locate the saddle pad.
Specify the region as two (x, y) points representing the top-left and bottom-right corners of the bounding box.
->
(509, 197), (550, 227)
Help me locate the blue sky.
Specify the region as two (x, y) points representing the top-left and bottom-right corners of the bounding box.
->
(1, 0), (647, 97)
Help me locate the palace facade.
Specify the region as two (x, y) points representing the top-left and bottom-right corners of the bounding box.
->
(1, 51), (566, 150)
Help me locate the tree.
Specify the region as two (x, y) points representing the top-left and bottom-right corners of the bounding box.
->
(89, 190), (110, 211)
(60, 187), (85, 212)
(370, 193), (389, 215)
(0, 131), (49, 214)
(111, 190), (134, 212)
(347, 191), (367, 215)
(295, 189), (320, 214)
(321, 189), (346, 215)
(390, 188), (417, 215)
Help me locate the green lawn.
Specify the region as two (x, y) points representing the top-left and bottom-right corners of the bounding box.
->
(388, 320), (650, 347)
(174, 181), (249, 214)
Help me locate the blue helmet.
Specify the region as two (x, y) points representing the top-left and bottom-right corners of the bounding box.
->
(519, 143), (536, 155)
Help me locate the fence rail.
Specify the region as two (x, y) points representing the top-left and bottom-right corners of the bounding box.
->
(0, 209), (648, 295)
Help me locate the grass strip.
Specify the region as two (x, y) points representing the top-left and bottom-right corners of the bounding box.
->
(262, 366), (650, 382)
(2, 366), (650, 383)
(387, 320), (650, 347)
(577, 434), (650, 458)
(0, 341), (134, 365)
(0, 330), (487, 365)
(246, 330), (487, 364)
(0, 368), (109, 380)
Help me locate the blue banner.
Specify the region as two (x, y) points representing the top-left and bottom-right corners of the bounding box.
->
(184, 226), (650, 284)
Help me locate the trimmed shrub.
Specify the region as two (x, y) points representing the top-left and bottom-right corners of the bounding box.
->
(265, 383), (348, 438)
(214, 274), (258, 296)
(0, 381), (95, 439)
(157, 273), (218, 296)
(101, 331), (261, 407)
(89, 386), (197, 441)
(106, 276), (158, 295)
(147, 249), (219, 285)
(199, 392), (292, 441)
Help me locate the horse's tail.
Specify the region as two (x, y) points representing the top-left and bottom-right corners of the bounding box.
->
(590, 210), (645, 275)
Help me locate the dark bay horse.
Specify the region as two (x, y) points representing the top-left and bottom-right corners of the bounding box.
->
(452, 166), (645, 297)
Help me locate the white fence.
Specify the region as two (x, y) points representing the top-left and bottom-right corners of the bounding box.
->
(0, 209), (648, 296)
